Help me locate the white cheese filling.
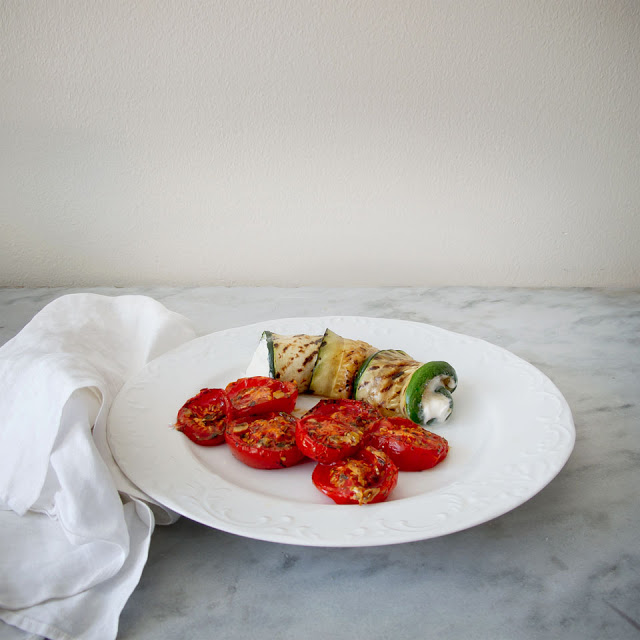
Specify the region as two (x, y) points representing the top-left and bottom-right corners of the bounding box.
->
(245, 335), (272, 377)
(426, 375), (456, 393)
(419, 389), (453, 425)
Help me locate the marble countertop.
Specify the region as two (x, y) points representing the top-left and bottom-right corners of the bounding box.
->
(1, 286), (638, 639)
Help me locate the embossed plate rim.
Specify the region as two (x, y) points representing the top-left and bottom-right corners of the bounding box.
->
(107, 316), (575, 547)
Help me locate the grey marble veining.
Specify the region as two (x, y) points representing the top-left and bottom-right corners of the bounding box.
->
(1, 286), (639, 640)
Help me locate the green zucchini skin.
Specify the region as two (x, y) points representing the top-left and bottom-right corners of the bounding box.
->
(253, 329), (458, 424)
(353, 350), (419, 417)
(351, 350), (380, 395)
(263, 330), (276, 378)
(309, 329), (376, 399)
(354, 352), (457, 425)
(405, 361), (457, 424)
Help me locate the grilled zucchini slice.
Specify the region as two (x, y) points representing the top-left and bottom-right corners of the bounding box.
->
(246, 331), (322, 392)
(309, 329), (376, 399)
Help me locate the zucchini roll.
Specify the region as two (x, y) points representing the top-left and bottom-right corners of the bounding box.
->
(353, 350), (457, 425)
(247, 329), (458, 426)
(309, 329), (377, 399)
(245, 331), (322, 392)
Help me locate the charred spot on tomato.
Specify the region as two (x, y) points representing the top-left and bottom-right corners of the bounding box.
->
(225, 412), (306, 470)
(175, 387), (230, 447)
(365, 417), (449, 471)
(296, 402), (380, 464)
(311, 446), (398, 505)
(225, 377), (298, 418)
(233, 414), (296, 447)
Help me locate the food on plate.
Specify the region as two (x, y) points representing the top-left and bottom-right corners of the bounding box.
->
(247, 329), (458, 426)
(175, 387), (230, 446)
(225, 376), (298, 418)
(246, 331), (322, 392)
(308, 329), (377, 399)
(295, 399), (381, 464)
(311, 446), (399, 505)
(354, 351), (457, 426)
(304, 398), (381, 430)
(224, 412), (306, 469)
(364, 416), (449, 471)
(174, 370), (450, 504)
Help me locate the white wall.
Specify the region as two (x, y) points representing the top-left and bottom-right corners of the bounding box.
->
(1, 1), (639, 287)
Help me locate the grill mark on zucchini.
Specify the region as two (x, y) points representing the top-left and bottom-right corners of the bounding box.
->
(302, 352), (316, 366)
(309, 329), (376, 399)
(257, 331), (457, 425)
(354, 350), (421, 419)
(269, 333), (322, 392)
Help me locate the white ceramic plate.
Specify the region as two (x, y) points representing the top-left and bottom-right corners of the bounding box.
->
(107, 316), (575, 547)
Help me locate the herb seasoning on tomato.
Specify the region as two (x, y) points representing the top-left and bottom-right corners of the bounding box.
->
(296, 415), (365, 464)
(296, 398), (381, 464)
(311, 446), (398, 505)
(225, 376), (298, 418)
(305, 398), (381, 432)
(366, 417), (449, 471)
(225, 412), (306, 469)
(175, 387), (230, 446)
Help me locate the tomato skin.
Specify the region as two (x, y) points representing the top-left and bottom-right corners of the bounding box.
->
(366, 417), (449, 471)
(311, 446), (398, 505)
(305, 399), (381, 432)
(225, 412), (306, 469)
(296, 415), (365, 464)
(225, 376), (298, 418)
(176, 388), (230, 446)
(296, 399), (381, 464)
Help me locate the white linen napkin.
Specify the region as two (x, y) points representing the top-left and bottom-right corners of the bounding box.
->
(0, 293), (197, 640)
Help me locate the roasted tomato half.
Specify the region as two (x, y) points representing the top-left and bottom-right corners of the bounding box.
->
(296, 414), (365, 464)
(175, 388), (230, 446)
(305, 398), (381, 432)
(296, 399), (381, 464)
(311, 446), (398, 505)
(366, 417), (449, 471)
(225, 412), (306, 469)
(225, 376), (298, 419)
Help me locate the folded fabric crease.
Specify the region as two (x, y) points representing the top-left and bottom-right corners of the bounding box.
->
(0, 294), (196, 640)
